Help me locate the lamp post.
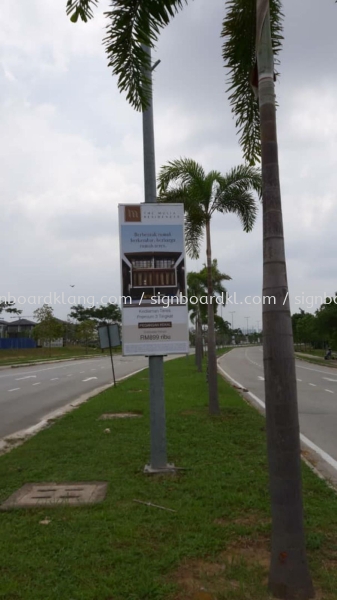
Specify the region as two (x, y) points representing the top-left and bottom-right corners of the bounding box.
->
(229, 311), (235, 331)
(141, 45), (175, 474)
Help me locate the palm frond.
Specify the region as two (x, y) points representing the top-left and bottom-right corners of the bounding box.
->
(66, 0), (99, 22)
(104, 1), (190, 111)
(221, 0), (283, 165)
(215, 187), (258, 232)
(158, 186), (190, 204)
(211, 164), (262, 214)
(185, 211), (205, 260)
(158, 158), (205, 193)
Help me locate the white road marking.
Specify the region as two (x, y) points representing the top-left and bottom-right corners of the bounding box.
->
(0, 359), (106, 380)
(258, 376), (265, 381)
(323, 377), (337, 383)
(82, 377), (98, 382)
(91, 369), (96, 371)
(325, 389), (334, 394)
(297, 379), (302, 382)
(80, 371), (85, 374)
(33, 382), (41, 386)
(15, 375), (37, 381)
(51, 378), (59, 381)
(297, 363), (337, 375)
(67, 374), (73, 377)
(217, 363), (337, 474)
(8, 388), (20, 392)
(245, 349), (263, 369)
(309, 383), (316, 387)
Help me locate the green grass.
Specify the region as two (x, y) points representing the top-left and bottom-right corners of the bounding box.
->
(0, 356), (337, 599)
(0, 345), (121, 367)
(294, 348), (326, 357)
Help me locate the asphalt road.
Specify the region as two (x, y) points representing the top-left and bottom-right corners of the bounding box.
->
(218, 346), (337, 482)
(0, 355), (149, 439)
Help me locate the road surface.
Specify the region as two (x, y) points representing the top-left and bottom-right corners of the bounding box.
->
(0, 355), (149, 439)
(218, 346), (337, 484)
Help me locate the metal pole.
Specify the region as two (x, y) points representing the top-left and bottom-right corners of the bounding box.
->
(229, 311), (235, 330)
(141, 44), (169, 472)
(107, 325), (116, 387)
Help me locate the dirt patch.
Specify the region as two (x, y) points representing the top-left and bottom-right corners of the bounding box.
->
(172, 559), (230, 599)
(214, 513), (270, 528)
(171, 537), (273, 600)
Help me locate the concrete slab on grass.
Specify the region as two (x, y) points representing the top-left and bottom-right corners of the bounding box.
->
(0, 482), (108, 510)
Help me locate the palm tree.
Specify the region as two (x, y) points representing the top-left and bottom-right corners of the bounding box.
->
(158, 159), (261, 415)
(187, 271), (206, 372)
(222, 1), (314, 597)
(188, 260), (231, 372)
(65, 1), (315, 595)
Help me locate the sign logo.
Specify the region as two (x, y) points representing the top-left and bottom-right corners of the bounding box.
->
(125, 206), (141, 222)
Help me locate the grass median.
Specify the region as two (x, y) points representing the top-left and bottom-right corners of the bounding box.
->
(1, 354), (337, 599)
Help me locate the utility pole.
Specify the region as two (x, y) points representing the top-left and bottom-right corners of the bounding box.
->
(256, 320), (261, 332)
(244, 316), (250, 335)
(141, 45), (173, 473)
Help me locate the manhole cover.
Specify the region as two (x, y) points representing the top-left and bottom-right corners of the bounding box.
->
(99, 413), (142, 420)
(0, 482), (107, 510)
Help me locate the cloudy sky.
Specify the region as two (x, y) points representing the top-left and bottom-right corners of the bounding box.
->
(1, 0), (336, 331)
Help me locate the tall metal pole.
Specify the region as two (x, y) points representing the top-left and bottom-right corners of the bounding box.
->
(229, 311), (235, 330)
(142, 45), (169, 472)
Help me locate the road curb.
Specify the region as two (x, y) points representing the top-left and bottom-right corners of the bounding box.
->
(217, 357), (337, 492)
(0, 366), (147, 457)
(0, 355), (109, 371)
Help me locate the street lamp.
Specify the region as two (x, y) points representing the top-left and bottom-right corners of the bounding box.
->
(229, 311), (235, 330)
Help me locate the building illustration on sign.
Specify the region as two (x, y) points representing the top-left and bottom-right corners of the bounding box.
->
(119, 204), (189, 356)
(122, 252), (185, 302)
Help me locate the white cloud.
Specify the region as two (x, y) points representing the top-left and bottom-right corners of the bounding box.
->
(1, 0), (337, 327)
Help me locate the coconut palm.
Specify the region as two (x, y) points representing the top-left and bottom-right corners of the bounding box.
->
(222, 2), (314, 597)
(158, 159), (261, 415)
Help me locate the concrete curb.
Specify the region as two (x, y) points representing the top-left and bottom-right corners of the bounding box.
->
(0, 355), (109, 371)
(217, 357), (337, 492)
(0, 366), (147, 457)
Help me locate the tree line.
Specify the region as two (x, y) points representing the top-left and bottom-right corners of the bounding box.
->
(292, 295), (337, 350)
(31, 303), (121, 353)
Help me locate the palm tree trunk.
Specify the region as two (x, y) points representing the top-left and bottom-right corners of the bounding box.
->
(257, 7), (314, 599)
(205, 218), (220, 415)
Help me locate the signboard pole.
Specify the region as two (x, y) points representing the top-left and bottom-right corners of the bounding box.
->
(142, 44), (170, 472)
(107, 325), (117, 387)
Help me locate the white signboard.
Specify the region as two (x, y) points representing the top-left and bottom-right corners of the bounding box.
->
(119, 203), (189, 356)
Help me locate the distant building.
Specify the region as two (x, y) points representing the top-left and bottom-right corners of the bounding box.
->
(0, 319), (9, 338)
(5, 318), (37, 339)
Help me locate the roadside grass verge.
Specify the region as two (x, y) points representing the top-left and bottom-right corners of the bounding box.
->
(0, 356), (337, 598)
(0, 345), (121, 367)
(294, 353), (337, 369)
